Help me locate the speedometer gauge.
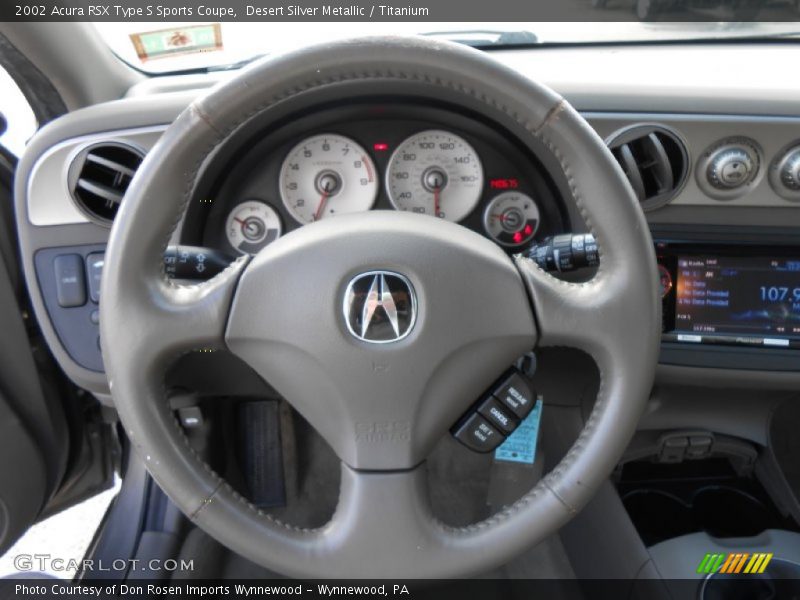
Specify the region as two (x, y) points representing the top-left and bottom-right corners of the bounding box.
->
(279, 134), (378, 224)
(386, 130), (483, 222)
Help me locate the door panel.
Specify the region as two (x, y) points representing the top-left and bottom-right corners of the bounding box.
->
(0, 124), (70, 551)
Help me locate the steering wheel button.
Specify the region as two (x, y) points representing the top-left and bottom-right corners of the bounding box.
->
(477, 397), (517, 434)
(494, 372), (535, 420)
(453, 414), (504, 453)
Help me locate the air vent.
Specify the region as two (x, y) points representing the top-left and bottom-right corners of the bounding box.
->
(606, 125), (688, 211)
(67, 142), (144, 224)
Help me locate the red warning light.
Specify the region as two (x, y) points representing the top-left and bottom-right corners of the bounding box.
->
(489, 178), (520, 190)
(523, 224), (533, 235)
(373, 142), (389, 152)
(513, 231), (524, 244)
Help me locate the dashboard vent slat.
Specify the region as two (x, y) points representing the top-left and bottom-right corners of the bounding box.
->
(84, 152), (138, 178)
(68, 142), (144, 224)
(76, 178), (125, 206)
(606, 125), (688, 211)
(617, 143), (647, 201)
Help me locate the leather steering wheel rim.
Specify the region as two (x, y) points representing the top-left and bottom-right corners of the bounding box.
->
(100, 36), (661, 578)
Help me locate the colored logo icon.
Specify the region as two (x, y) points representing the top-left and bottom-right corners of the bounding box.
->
(697, 552), (773, 575)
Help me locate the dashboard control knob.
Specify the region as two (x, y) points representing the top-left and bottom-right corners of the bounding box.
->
(781, 153), (800, 191)
(707, 147), (755, 189)
(696, 137), (762, 201)
(770, 146), (800, 201)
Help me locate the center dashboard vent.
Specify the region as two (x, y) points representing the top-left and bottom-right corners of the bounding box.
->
(606, 124), (689, 211)
(67, 141), (145, 224)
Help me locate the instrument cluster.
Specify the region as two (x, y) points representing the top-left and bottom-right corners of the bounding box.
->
(195, 103), (568, 255)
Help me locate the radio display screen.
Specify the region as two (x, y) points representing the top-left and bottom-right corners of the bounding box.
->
(675, 255), (800, 344)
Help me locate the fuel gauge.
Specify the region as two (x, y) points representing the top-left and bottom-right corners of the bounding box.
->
(483, 191), (540, 248)
(225, 200), (282, 255)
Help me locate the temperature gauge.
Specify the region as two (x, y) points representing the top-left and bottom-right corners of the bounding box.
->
(225, 200), (282, 255)
(483, 192), (540, 248)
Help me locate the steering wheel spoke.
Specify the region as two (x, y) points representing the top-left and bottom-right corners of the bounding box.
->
(103, 256), (249, 375)
(515, 257), (626, 362)
(326, 465), (435, 561)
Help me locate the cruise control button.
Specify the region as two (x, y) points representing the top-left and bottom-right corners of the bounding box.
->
(453, 414), (504, 453)
(494, 371), (535, 420)
(477, 397), (517, 434)
(54, 254), (86, 308)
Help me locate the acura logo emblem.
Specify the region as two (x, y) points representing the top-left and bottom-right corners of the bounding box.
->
(343, 271), (417, 343)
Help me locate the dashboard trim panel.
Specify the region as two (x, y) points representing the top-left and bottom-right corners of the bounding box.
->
(26, 125), (167, 226)
(15, 82), (800, 396)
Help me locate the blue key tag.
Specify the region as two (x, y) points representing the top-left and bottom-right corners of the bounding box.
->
(494, 398), (542, 464)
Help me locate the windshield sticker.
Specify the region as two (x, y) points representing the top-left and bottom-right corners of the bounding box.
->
(130, 24), (222, 62)
(495, 398), (541, 464)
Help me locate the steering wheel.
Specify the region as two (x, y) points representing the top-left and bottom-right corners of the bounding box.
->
(101, 37), (660, 578)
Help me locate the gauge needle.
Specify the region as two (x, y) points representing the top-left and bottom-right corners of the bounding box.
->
(490, 214), (507, 221)
(433, 187), (441, 217)
(313, 191), (330, 221)
(234, 217), (257, 236)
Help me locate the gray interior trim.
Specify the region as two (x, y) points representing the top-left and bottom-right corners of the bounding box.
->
(14, 95), (195, 395)
(498, 44), (800, 116)
(27, 126), (166, 226)
(656, 364), (800, 390)
(122, 43), (800, 117)
(587, 113), (800, 209)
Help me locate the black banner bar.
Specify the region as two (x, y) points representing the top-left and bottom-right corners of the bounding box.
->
(0, 578), (728, 600)
(4, 0), (800, 21)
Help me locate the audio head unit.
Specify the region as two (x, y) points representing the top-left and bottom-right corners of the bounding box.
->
(657, 242), (800, 350)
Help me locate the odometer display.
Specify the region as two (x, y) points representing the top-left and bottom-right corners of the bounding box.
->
(386, 130), (483, 222)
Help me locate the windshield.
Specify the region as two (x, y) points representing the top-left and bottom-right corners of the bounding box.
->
(94, 22), (799, 74)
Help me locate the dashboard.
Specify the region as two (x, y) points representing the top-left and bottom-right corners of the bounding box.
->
(185, 103), (568, 257)
(12, 43), (800, 397)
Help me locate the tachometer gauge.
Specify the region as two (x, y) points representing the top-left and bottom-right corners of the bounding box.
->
(279, 134), (378, 224)
(386, 130), (483, 222)
(225, 200), (282, 255)
(483, 191), (540, 248)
